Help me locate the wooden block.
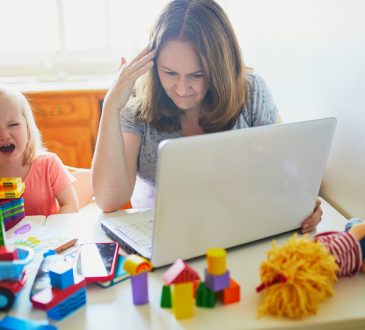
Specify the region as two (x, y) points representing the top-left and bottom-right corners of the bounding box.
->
(206, 248), (227, 275)
(172, 282), (195, 319)
(218, 278), (241, 305)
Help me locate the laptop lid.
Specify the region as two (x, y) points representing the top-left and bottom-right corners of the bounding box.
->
(101, 118), (336, 267)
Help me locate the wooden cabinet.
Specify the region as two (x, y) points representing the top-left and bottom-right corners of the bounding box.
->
(25, 90), (106, 168)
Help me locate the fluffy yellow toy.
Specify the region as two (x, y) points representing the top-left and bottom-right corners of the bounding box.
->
(256, 234), (338, 319)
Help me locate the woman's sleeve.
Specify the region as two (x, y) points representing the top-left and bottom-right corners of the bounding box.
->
(245, 72), (278, 127)
(120, 105), (145, 136)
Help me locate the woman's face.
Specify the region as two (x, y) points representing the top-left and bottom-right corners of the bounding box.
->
(157, 40), (208, 113)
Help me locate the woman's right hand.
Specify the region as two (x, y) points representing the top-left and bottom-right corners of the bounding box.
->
(104, 45), (156, 113)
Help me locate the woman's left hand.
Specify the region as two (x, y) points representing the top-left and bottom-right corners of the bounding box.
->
(301, 198), (323, 233)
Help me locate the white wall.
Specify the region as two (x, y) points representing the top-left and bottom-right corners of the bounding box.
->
(226, 0), (365, 219)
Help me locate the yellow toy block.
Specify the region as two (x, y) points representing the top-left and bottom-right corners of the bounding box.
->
(171, 282), (195, 319)
(0, 182), (25, 199)
(0, 177), (22, 189)
(206, 248), (227, 275)
(123, 254), (152, 275)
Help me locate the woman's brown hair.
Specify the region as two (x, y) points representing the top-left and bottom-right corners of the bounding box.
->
(135, 0), (246, 133)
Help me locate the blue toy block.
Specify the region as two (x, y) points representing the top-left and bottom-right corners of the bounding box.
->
(131, 271), (149, 305)
(0, 315), (57, 329)
(46, 287), (86, 320)
(49, 262), (74, 289)
(204, 269), (230, 292)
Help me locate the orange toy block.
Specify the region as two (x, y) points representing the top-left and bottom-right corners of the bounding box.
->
(218, 278), (240, 305)
(192, 279), (200, 298)
(171, 282), (195, 319)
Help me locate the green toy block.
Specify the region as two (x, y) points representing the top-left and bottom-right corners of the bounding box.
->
(196, 282), (216, 308)
(0, 210), (6, 247)
(160, 285), (172, 308)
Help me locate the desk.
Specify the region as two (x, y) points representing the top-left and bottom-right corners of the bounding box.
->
(2, 199), (365, 330)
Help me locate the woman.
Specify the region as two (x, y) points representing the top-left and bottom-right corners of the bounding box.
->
(92, 0), (322, 233)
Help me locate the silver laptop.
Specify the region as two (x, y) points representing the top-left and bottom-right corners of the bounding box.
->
(101, 117), (337, 267)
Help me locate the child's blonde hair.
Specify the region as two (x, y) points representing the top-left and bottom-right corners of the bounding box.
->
(0, 84), (45, 165)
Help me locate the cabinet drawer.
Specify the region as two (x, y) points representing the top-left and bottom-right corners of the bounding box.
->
(41, 127), (94, 167)
(29, 95), (95, 123)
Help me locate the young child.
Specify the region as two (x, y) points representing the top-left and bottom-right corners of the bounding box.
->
(0, 83), (78, 216)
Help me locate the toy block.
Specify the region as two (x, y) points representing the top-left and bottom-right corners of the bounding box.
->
(0, 315), (57, 330)
(0, 177), (22, 189)
(196, 282), (216, 308)
(0, 246), (19, 261)
(160, 285), (172, 308)
(192, 279), (200, 298)
(206, 248), (227, 275)
(0, 182), (25, 199)
(46, 287), (87, 320)
(0, 210), (6, 246)
(163, 258), (200, 285)
(218, 278), (241, 305)
(49, 262), (74, 289)
(1, 197), (25, 231)
(131, 271), (149, 305)
(204, 269), (230, 292)
(123, 254), (152, 275)
(171, 282), (195, 319)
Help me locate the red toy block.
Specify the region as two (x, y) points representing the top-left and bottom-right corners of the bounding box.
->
(192, 279), (200, 298)
(163, 259), (200, 285)
(218, 278), (240, 305)
(0, 246), (19, 261)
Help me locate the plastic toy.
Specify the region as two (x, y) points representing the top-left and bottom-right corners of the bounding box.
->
(123, 254), (152, 305)
(0, 210), (34, 311)
(0, 177), (26, 230)
(217, 278), (240, 305)
(0, 315), (56, 330)
(163, 258), (200, 319)
(160, 248), (240, 318)
(31, 259), (87, 320)
(203, 248), (240, 304)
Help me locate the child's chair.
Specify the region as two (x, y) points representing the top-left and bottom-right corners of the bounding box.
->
(66, 166), (93, 209)
(66, 166), (132, 210)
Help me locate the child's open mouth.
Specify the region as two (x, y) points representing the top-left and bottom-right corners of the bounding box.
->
(0, 144), (15, 152)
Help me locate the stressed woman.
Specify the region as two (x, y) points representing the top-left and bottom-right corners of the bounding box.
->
(92, 0), (322, 233)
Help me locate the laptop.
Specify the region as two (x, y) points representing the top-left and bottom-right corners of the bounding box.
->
(101, 117), (337, 267)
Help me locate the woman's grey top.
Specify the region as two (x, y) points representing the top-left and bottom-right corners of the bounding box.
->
(120, 72), (278, 207)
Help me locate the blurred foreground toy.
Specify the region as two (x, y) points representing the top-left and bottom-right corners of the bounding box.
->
(0, 315), (56, 330)
(123, 254), (152, 305)
(0, 177), (25, 230)
(30, 258), (87, 320)
(256, 234), (338, 319)
(0, 210), (34, 310)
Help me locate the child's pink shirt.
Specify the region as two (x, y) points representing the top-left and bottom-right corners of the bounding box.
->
(23, 153), (75, 216)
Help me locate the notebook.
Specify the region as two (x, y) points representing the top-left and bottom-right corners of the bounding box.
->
(101, 117), (337, 267)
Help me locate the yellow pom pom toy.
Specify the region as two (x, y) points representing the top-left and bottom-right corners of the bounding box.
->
(256, 234), (338, 319)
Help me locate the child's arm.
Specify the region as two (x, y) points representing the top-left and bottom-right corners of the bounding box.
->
(348, 222), (365, 241)
(56, 185), (79, 214)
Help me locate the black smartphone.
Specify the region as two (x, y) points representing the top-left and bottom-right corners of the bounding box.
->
(75, 242), (119, 282)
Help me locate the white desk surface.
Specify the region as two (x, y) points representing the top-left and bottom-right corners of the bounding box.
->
(2, 198), (365, 330)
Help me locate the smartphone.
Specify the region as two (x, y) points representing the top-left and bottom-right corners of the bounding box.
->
(95, 254), (130, 288)
(75, 242), (119, 282)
